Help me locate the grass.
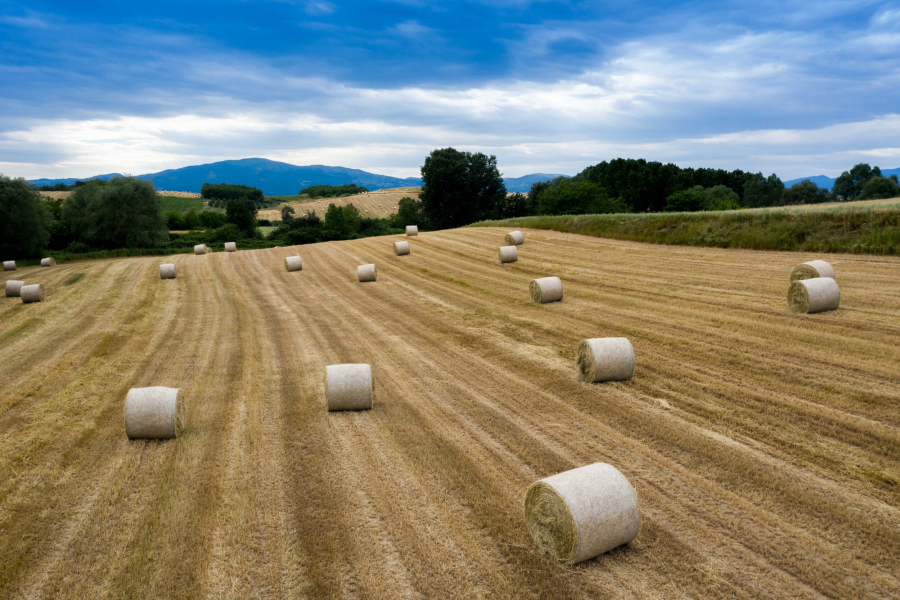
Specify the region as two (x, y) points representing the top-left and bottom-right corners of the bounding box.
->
(159, 195), (206, 213)
(64, 273), (85, 285)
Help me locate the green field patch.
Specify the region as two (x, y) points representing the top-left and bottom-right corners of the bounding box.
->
(65, 273), (85, 285)
(160, 196), (206, 213)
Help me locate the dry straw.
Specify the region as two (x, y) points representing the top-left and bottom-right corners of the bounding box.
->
(5, 280), (24, 297)
(224, 242), (236, 252)
(505, 231), (524, 245)
(406, 225), (418, 236)
(790, 259), (834, 282)
(499, 246), (517, 263)
(325, 364), (373, 411)
(125, 387), (185, 439)
(530, 277), (563, 303)
(358, 264), (377, 282)
(524, 462), (640, 564)
(159, 264), (176, 279)
(788, 277), (840, 314)
(285, 256), (303, 272)
(394, 241), (410, 256)
(3, 260), (16, 271)
(194, 244), (208, 255)
(41, 257), (56, 267)
(20, 284), (45, 304)
(577, 338), (635, 383)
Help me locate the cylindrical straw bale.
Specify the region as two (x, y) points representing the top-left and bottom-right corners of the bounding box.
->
(285, 256), (303, 272)
(325, 364), (373, 411)
(524, 462), (640, 564)
(20, 284), (45, 304)
(505, 230), (524, 245)
(194, 244), (207, 255)
(125, 387), (185, 439)
(406, 225), (418, 236)
(577, 338), (635, 383)
(358, 264), (377, 282)
(790, 259), (834, 282)
(5, 280), (24, 297)
(224, 242), (236, 252)
(530, 276), (562, 303)
(3, 260), (16, 271)
(41, 257), (56, 267)
(788, 277), (840, 314)
(499, 245), (517, 263)
(393, 241), (410, 256)
(159, 264), (176, 279)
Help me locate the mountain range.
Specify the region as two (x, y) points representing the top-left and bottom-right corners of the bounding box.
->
(783, 168), (900, 190)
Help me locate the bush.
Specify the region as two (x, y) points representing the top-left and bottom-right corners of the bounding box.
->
(664, 189), (704, 212)
(0, 175), (52, 258)
(209, 223), (244, 242)
(198, 211), (227, 229)
(859, 176), (900, 200)
(783, 180), (833, 205)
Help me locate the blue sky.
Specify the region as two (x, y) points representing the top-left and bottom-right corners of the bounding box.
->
(1, 0), (899, 180)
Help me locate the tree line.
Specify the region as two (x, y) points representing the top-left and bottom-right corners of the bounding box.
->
(299, 184), (369, 198)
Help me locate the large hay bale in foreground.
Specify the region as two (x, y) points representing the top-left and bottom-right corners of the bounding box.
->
(577, 338), (635, 383)
(285, 256), (303, 272)
(358, 264), (377, 282)
(125, 387), (185, 439)
(20, 284), (45, 303)
(505, 231), (524, 245)
(326, 364), (373, 411)
(194, 244), (208, 255)
(790, 259), (834, 282)
(5, 280), (24, 297)
(41, 257), (56, 267)
(788, 277), (840, 314)
(3, 261), (16, 271)
(530, 277), (562, 303)
(159, 264), (176, 279)
(406, 225), (418, 236)
(499, 246), (517, 263)
(224, 242), (236, 252)
(394, 241), (410, 256)
(524, 462), (640, 564)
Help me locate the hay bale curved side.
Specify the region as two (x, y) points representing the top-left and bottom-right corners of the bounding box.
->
(524, 462), (640, 564)
(790, 259), (834, 282)
(577, 338), (635, 383)
(499, 246), (517, 263)
(788, 277), (840, 314)
(358, 264), (377, 282)
(505, 231), (524, 246)
(41, 257), (56, 267)
(3, 260), (16, 271)
(325, 364), (373, 411)
(125, 387), (185, 439)
(5, 280), (25, 297)
(394, 241), (410, 256)
(159, 264), (176, 279)
(224, 242), (236, 252)
(285, 256), (303, 272)
(530, 277), (563, 303)
(21, 284), (44, 304)
(194, 244), (208, 255)
(406, 225), (418, 236)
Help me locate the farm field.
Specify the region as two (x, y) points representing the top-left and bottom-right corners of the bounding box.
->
(1, 228), (899, 599)
(259, 186), (421, 221)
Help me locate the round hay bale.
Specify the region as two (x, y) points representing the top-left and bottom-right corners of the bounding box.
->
(125, 387), (185, 439)
(524, 462), (640, 564)
(577, 338), (635, 383)
(325, 364), (373, 411)
(194, 244), (208, 255)
(530, 277), (562, 303)
(159, 264), (176, 279)
(505, 231), (524, 245)
(41, 257), (56, 267)
(224, 242), (237, 252)
(788, 277), (840, 314)
(285, 256), (303, 272)
(358, 264), (377, 282)
(499, 245), (517, 263)
(3, 260), (16, 271)
(406, 225), (418, 236)
(394, 241), (410, 256)
(790, 259), (834, 282)
(20, 284), (45, 304)
(5, 280), (25, 297)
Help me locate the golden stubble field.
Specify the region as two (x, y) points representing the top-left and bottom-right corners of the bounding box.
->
(258, 187), (421, 221)
(1, 228), (898, 599)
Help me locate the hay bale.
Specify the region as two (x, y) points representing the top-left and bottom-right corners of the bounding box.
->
(5, 280), (24, 297)
(790, 259), (834, 282)
(505, 231), (524, 245)
(524, 462), (640, 564)
(224, 242), (236, 252)
(285, 256), (303, 272)
(530, 277), (562, 303)
(406, 225), (418, 236)
(194, 244), (208, 255)
(20, 284), (45, 304)
(788, 277), (840, 314)
(325, 364), (373, 411)
(41, 257), (56, 267)
(159, 264), (176, 279)
(3, 260), (16, 271)
(358, 264), (377, 282)
(577, 338), (635, 383)
(125, 387), (185, 439)
(499, 246), (517, 263)
(394, 241), (410, 256)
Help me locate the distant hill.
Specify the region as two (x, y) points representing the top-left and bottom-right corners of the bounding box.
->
(502, 173), (568, 193)
(784, 168), (899, 190)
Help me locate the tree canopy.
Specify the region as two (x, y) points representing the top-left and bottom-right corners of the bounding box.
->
(419, 148), (507, 229)
(833, 164), (881, 200)
(300, 184), (368, 198)
(858, 176), (900, 200)
(0, 175), (52, 258)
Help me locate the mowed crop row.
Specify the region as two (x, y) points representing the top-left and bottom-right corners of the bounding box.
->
(0, 228), (898, 599)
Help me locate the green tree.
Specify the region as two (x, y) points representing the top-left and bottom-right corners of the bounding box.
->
(701, 185), (741, 210)
(536, 178), (626, 215)
(322, 203), (361, 240)
(743, 173), (785, 208)
(419, 148), (507, 229)
(393, 196), (425, 227)
(225, 198), (258, 235)
(494, 192), (536, 219)
(64, 177), (168, 249)
(783, 180), (833, 205)
(664, 188), (705, 212)
(0, 175), (52, 258)
(858, 175), (900, 200)
(281, 205), (296, 223)
(833, 163), (881, 200)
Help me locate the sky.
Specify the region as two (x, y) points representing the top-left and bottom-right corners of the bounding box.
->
(1, 0), (899, 181)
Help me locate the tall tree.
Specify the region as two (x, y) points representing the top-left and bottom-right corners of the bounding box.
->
(743, 173), (785, 208)
(64, 177), (168, 248)
(419, 148), (507, 229)
(858, 175), (900, 200)
(0, 175), (52, 258)
(833, 163), (881, 200)
(225, 198), (258, 235)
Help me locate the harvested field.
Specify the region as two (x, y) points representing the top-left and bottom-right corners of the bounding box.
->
(259, 186), (420, 221)
(1, 227), (899, 599)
